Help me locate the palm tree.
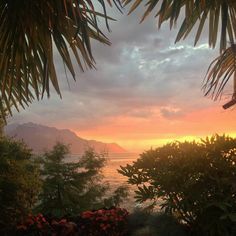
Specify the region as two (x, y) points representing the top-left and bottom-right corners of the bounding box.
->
(123, 0), (236, 109)
(0, 0), (121, 120)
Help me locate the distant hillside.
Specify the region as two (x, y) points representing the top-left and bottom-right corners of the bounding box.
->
(5, 122), (127, 154)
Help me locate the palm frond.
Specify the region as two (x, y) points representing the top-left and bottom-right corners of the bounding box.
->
(123, 0), (236, 51)
(123, 0), (236, 106)
(0, 0), (121, 120)
(203, 44), (236, 102)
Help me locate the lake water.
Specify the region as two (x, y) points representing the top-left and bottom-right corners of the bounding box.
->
(102, 153), (138, 188)
(68, 153), (139, 210)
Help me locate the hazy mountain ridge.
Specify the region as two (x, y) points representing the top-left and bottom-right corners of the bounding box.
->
(5, 122), (127, 154)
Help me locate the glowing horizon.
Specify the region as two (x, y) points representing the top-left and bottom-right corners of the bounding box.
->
(71, 133), (236, 153)
(72, 105), (236, 153)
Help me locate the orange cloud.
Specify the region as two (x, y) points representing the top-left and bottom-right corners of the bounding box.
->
(74, 105), (236, 152)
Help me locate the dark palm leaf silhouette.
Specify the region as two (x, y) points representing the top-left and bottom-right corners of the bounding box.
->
(123, 0), (236, 108)
(0, 0), (121, 119)
(203, 44), (236, 101)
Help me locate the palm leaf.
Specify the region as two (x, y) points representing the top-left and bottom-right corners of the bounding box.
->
(123, 0), (236, 105)
(123, 0), (236, 50)
(0, 0), (121, 120)
(203, 44), (236, 103)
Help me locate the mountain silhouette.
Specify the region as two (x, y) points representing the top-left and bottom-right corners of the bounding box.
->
(5, 122), (127, 154)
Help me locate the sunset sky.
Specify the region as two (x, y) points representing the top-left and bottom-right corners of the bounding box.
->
(9, 5), (236, 152)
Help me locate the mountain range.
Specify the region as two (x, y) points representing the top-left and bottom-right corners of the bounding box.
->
(5, 122), (127, 154)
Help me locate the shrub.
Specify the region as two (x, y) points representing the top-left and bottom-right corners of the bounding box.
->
(16, 209), (129, 236)
(77, 207), (129, 236)
(119, 135), (236, 235)
(16, 214), (51, 236)
(16, 214), (78, 236)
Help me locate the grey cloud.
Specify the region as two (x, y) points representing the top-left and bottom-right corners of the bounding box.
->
(160, 107), (185, 120)
(10, 7), (222, 134)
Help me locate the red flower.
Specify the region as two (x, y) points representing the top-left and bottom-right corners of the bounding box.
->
(81, 211), (93, 218)
(59, 219), (67, 225)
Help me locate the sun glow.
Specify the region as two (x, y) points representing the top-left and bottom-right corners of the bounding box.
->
(74, 133), (236, 153)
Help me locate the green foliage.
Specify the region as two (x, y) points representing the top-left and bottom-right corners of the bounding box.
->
(0, 137), (41, 233)
(37, 143), (128, 218)
(119, 134), (236, 235)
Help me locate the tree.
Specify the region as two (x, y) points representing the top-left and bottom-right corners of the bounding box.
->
(124, 0), (236, 109)
(36, 143), (128, 218)
(0, 137), (41, 234)
(119, 135), (236, 235)
(0, 0), (121, 119)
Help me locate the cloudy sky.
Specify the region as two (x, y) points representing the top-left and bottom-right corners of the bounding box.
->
(9, 4), (236, 152)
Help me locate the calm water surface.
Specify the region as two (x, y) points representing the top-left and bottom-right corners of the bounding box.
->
(68, 153), (138, 186)
(103, 153), (138, 188)
(68, 153), (139, 209)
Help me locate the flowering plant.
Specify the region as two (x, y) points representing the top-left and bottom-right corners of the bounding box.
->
(16, 208), (129, 236)
(51, 218), (77, 236)
(16, 214), (78, 236)
(78, 207), (129, 236)
(16, 214), (51, 236)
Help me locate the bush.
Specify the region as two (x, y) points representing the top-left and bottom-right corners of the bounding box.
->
(16, 214), (78, 236)
(16, 208), (129, 236)
(119, 135), (236, 235)
(16, 214), (51, 236)
(77, 207), (129, 236)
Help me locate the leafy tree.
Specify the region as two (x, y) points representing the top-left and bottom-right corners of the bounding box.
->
(0, 0), (121, 119)
(119, 135), (236, 235)
(37, 143), (128, 218)
(124, 0), (236, 108)
(0, 137), (41, 233)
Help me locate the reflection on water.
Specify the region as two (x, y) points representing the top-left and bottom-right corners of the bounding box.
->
(67, 153), (163, 211)
(103, 153), (138, 188)
(67, 153), (139, 210)
(103, 154), (140, 210)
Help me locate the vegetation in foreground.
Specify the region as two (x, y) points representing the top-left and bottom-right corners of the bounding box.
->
(119, 134), (236, 236)
(1, 134), (236, 235)
(0, 137), (128, 235)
